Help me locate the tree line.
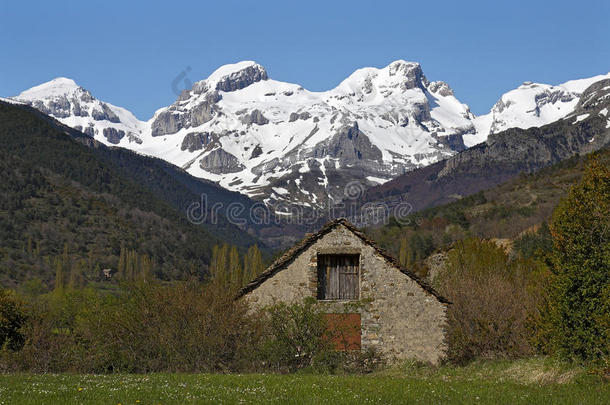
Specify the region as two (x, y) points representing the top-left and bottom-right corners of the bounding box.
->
(49, 241), (266, 291)
(209, 244), (265, 289)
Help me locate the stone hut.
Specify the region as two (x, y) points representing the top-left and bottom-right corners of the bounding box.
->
(237, 218), (449, 364)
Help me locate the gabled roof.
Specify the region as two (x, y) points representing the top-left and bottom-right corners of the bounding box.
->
(236, 218), (450, 304)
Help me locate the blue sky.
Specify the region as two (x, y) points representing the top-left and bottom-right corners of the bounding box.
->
(1, 0), (608, 118)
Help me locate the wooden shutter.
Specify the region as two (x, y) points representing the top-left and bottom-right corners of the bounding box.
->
(339, 255), (359, 299)
(317, 254), (359, 300)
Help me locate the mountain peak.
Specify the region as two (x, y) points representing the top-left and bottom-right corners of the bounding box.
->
(385, 60), (427, 89)
(17, 77), (82, 100)
(471, 73), (610, 143)
(387, 59), (421, 70)
(208, 61), (265, 81)
(11, 76), (145, 146)
(192, 61), (269, 94)
(335, 60), (429, 96)
(48, 77), (78, 86)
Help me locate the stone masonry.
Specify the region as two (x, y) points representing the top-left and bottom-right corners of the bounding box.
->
(240, 219), (448, 364)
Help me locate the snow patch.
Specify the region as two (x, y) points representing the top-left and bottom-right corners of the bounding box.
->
(575, 113), (590, 123)
(366, 176), (389, 184)
(271, 187), (289, 195)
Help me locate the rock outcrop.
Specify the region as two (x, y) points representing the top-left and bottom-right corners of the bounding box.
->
(102, 127), (126, 144)
(199, 148), (245, 174)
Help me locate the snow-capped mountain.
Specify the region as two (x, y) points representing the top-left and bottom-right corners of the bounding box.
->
(358, 78), (610, 217)
(465, 73), (610, 146)
(15, 78), (145, 144)
(141, 60), (476, 207)
(13, 61), (476, 208)
(11, 61), (610, 210)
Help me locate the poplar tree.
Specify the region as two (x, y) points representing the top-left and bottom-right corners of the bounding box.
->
(217, 243), (229, 286)
(210, 243), (229, 286)
(54, 257), (65, 292)
(26, 235), (33, 256)
(139, 254), (153, 283)
(62, 243), (70, 276)
(69, 259), (86, 289)
(399, 237), (409, 267)
(117, 242), (126, 281)
(244, 245), (264, 281)
(229, 245), (242, 287)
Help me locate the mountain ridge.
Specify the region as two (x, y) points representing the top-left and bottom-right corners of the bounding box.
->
(10, 61), (610, 211)
(352, 79), (610, 220)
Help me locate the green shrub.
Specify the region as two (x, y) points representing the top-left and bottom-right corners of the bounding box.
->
(74, 283), (261, 373)
(3, 284), (386, 374)
(0, 289), (27, 351)
(2, 283), (261, 373)
(258, 299), (385, 373)
(259, 298), (332, 372)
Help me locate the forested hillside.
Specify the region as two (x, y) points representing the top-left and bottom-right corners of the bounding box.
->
(0, 101), (261, 288)
(365, 145), (610, 274)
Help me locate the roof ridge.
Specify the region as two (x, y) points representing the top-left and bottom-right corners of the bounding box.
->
(235, 217), (449, 304)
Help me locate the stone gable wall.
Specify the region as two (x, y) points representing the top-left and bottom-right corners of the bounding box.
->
(243, 224), (447, 364)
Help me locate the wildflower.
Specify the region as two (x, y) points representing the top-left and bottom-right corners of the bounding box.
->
(78, 387), (83, 392)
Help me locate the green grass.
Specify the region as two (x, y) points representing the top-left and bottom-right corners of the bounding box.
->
(0, 358), (607, 404)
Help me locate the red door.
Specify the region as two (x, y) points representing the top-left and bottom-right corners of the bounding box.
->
(322, 313), (361, 350)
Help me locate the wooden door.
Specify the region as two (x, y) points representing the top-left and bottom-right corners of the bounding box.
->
(323, 313), (362, 350)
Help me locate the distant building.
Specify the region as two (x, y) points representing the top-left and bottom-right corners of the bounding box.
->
(237, 218), (449, 364)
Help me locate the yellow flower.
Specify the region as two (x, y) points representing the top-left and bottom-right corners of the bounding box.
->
(78, 387), (83, 392)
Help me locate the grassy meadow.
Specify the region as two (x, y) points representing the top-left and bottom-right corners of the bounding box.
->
(1, 358), (607, 405)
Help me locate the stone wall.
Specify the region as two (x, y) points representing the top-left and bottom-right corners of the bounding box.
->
(243, 224), (448, 364)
